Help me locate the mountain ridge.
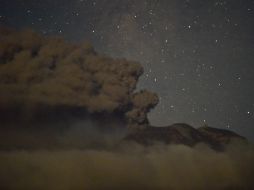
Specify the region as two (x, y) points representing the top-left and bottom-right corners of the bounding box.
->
(125, 123), (247, 151)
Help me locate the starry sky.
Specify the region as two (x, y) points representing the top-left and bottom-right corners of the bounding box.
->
(1, 0), (254, 140)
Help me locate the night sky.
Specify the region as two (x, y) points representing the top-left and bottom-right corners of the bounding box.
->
(1, 0), (254, 140)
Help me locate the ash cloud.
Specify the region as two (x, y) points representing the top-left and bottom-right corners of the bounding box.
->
(0, 26), (158, 127)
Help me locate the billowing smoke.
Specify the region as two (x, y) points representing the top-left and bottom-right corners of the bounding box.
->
(0, 27), (254, 190)
(0, 26), (158, 127)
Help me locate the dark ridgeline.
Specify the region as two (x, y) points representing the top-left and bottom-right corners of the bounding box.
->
(125, 123), (247, 151)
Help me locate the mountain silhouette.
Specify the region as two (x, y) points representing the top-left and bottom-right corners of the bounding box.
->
(125, 123), (247, 151)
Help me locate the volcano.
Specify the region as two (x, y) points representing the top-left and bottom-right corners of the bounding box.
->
(125, 123), (247, 151)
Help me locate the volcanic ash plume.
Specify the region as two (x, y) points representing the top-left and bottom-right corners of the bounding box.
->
(0, 27), (158, 127)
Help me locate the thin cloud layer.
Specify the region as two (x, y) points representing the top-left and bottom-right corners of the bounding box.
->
(0, 144), (254, 190)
